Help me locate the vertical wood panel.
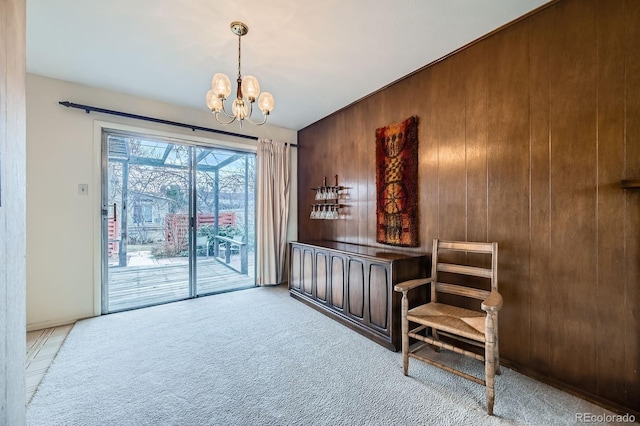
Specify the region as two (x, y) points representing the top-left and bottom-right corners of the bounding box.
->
(487, 23), (531, 365)
(309, 123), (328, 241)
(431, 57), (468, 307)
(325, 120), (338, 241)
(529, 7), (552, 375)
(595, 0), (626, 404)
(548, 0), (598, 393)
(463, 41), (490, 310)
(354, 104), (370, 246)
(335, 112), (349, 242)
(419, 68), (439, 256)
(298, 124), (319, 240)
(465, 42), (489, 245)
(405, 73), (431, 250)
(435, 56), (467, 242)
(624, 0), (640, 411)
(366, 99), (380, 247)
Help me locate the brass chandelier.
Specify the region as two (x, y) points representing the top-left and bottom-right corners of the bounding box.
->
(206, 21), (274, 127)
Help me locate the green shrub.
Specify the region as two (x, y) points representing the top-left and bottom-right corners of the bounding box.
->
(197, 224), (243, 243)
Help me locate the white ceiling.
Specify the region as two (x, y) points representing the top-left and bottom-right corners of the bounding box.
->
(27, 0), (551, 131)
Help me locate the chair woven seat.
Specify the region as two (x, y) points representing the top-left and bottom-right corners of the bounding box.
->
(408, 302), (486, 342)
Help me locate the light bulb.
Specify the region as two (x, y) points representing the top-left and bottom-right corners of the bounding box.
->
(258, 92), (275, 114)
(211, 73), (231, 99)
(206, 90), (223, 112)
(241, 75), (260, 101)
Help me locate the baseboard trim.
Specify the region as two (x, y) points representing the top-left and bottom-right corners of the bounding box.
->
(500, 359), (639, 419)
(26, 315), (90, 332)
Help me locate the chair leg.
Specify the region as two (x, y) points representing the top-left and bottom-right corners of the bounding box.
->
(401, 291), (409, 376)
(485, 313), (497, 415)
(431, 329), (441, 353)
(494, 316), (501, 375)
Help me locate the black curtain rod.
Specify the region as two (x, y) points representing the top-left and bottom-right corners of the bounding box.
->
(59, 101), (299, 147)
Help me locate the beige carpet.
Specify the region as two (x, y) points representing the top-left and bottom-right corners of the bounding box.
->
(27, 285), (623, 425)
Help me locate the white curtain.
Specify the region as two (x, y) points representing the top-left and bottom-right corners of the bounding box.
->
(256, 139), (291, 286)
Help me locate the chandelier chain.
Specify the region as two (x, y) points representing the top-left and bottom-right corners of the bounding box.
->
(237, 34), (242, 80)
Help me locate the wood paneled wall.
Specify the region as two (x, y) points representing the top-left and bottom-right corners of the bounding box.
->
(297, 0), (639, 414)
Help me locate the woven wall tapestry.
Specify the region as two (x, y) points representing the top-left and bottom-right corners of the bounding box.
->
(375, 116), (419, 247)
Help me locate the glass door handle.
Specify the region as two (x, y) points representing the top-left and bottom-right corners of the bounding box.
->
(102, 203), (117, 219)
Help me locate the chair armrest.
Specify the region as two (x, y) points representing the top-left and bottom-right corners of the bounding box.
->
(481, 290), (503, 313)
(394, 278), (433, 293)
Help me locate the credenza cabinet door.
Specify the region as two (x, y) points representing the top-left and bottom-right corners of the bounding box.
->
(290, 245), (302, 290)
(302, 248), (314, 296)
(347, 258), (366, 321)
(330, 254), (345, 311)
(315, 251), (329, 303)
(368, 262), (390, 332)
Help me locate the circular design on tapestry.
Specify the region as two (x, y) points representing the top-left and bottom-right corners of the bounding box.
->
(380, 181), (408, 214)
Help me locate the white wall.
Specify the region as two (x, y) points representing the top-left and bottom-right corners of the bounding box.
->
(2, 0), (26, 423)
(26, 73), (298, 330)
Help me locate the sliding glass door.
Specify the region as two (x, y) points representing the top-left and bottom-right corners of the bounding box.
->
(194, 147), (255, 295)
(102, 131), (255, 313)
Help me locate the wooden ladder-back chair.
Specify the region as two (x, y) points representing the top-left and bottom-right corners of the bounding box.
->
(394, 239), (502, 415)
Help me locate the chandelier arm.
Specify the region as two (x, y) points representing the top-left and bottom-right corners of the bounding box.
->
(218, 101), (236, 120)
(245, 104), (268, 126)
(247, 100), (254, 119)
(213, 105), (237, 125)
(214, 112), (237, 125)
(245, 115), (268, 126)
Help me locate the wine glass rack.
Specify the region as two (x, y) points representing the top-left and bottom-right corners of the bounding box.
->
(310, 175), (344, 220)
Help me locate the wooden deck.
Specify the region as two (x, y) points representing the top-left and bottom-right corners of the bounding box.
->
(108, 255), (255, 312)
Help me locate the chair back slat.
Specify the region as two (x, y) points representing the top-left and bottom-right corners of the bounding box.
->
(437, 263), (492, 278)
(435, 282), (490, 300)
(438, 240), (494, 253)
(431, 239), (498, 303)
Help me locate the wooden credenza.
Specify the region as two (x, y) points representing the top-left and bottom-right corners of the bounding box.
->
(289, 240), (429, 351)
